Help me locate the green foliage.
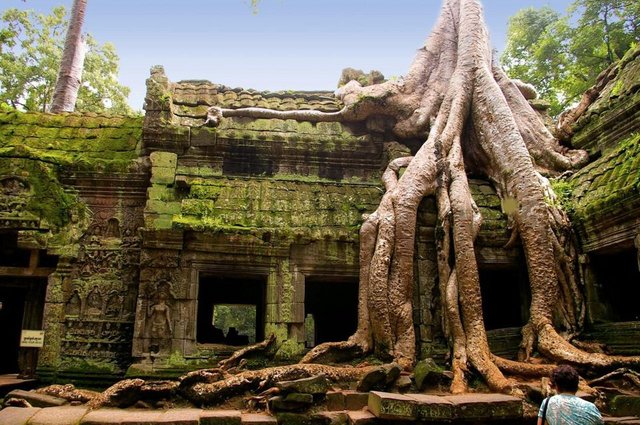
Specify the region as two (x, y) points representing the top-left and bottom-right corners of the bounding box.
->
(213, 304), (257, 343)
(0, 6), (131, 114)
(502, 0), (640, 116)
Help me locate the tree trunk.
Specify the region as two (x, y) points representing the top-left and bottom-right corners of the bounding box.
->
(50, 0), (87, 113)
(207, 0), (640, 394)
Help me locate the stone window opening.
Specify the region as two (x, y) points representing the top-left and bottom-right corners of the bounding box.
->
(196, 275), (265, 345)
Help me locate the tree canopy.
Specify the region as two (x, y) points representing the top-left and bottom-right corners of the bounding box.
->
(0, 6), (131, 114)
(501, 0), (640, 116)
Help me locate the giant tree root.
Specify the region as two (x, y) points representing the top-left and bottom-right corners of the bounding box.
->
(178, 363), (389, 407)
(218, 333), (277, 371)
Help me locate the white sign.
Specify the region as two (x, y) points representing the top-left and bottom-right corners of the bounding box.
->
(20, 330), (45, 348)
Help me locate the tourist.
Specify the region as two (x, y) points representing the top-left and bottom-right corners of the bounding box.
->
(538, 365), (603, 425)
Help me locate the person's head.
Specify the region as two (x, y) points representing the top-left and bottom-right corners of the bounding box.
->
(551, 365), (580, 393)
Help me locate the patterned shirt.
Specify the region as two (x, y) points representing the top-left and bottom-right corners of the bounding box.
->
(538, 394), (603, 425)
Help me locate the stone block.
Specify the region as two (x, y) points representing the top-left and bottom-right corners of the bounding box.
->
(0, 407), (41, 425)
(346, 410), (377, 425)
(150, 151), (177, 169)
(81, 409), (162, 424)
(314, 411), (349, 425)
(147, 200), (181, 215)
(276, 374), (330, 395)
(275, 412), (336, 425)
(413, 358), (445, 390)
(407, 394), (454, 421)
(269, 394), (313, 412)
(199, 410), (242, 425)
(151, 166), (176, 185)
(241, 413), (277, 424)
(29, 406), (89, 425)
(444, 393), (523, 420)
(610, 395), (640, 417)
(159, 409), (202, 424)
(290, 302), (305, 323)
(326, 391), (346, 411)
(5, 389), (67, 407)
(367, 391), (417, 420)
(344, 391), (369, 411)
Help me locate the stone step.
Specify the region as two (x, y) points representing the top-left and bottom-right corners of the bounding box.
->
(367, 391), (523, 422)
(604, 417), (640, 424)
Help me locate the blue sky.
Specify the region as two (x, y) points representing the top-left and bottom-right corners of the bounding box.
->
(4, 1), (574, 111)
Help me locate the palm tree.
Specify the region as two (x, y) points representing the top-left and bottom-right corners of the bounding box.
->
(50, 0), (87, 113)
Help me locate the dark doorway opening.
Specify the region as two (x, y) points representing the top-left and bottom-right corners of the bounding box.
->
(479, 267), (529, 330)
(0, 277), (47, 375)
(305, 278), (358, 346)
(0, 285), (26, 374)
(197, 275), (266, 345)
(591, 249), (640, 321)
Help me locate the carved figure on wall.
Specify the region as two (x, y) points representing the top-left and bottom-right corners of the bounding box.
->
(65, 289), (82, 316)
(85, 285), (103, 316)
(146, 281), (174, 354)
(105, 292), (122, 318)
(106, 218), (121, 238)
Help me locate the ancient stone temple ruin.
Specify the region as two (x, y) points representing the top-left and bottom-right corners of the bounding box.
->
(0, 44), (639, 396)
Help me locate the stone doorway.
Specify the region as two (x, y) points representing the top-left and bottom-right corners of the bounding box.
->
(304, 278), (358, 346)
(479, 267), (529, 331)
(591, 249), (640, 321)
(0, 232), (56, 377)
(196, 275), (266, 345)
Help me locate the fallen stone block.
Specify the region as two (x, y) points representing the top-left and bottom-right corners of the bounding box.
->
(159, 408), (202, 424)
(276, 374), (330, 395)
(269, 393), (314, 412)
(326, 391), (346, 411)
(6, 389), (67, 408)
(367, 391), (417, 420)
(241, 413), (278, 424)
(0, 406), (41, 425)
(29, 406), (89, 425)
(610, 395), (640, 417)
(81, 408), (162, 424)
(347, 409), (377, 425)
(407, 394), (454, 421)
(444, 393), (523, 420)
(200, 409), (242, 425)
(344, 391), (369, 411)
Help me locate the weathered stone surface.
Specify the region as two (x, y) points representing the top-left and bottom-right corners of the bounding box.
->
(269, 393), (314, 412)
(314, 411), (349, 425)
(344, 391), (369, 411)
(275, 412), (336, 425)
(81, 409), (162, 424)
(610, 395), (640, 417)
(326, 391), (346, 411)
(357, 364), (401, 392)
(199, 410), (242, 425)
(0, 407), (41, 425)
(240, 413), (278, 424)
(159, 408), (202, 424)
(444, 393), (523, 420)
(346, 410), (377, 425)
(5, 389), (67, 408)
(28, 406), (89, 425)
(367, 391), (417, 420)
(407, 394), (455, 420)
(413, 358), (445, 390)
(276, 374), (330, 395)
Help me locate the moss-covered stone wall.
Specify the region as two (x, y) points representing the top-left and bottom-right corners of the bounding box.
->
(0, 110), (146, 386)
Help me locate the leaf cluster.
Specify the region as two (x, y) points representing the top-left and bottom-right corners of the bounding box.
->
(0, 6), (132, 114)
(501, 0), (640, 116)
